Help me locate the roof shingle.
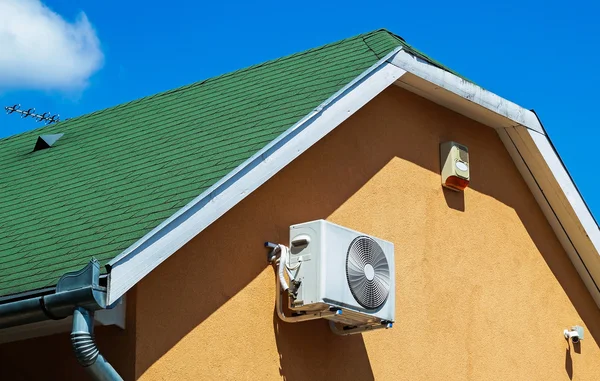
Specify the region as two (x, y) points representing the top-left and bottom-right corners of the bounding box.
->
(0, 29), (412, 297)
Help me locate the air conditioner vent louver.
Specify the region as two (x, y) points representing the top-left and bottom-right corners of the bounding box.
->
(346, 236), (390, 309)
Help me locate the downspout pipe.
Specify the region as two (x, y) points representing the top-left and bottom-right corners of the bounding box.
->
(0, 259), (123, 381)
(72, 307), (123, 381)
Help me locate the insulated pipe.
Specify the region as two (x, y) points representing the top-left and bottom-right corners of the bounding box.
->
(277, 244), (290, 292)
(71, 307), (123, 381)
(271, 247), (337, 323)
(274, 264), (337, 323)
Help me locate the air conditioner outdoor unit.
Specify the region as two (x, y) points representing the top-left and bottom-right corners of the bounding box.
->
(268, 220), (395, 335)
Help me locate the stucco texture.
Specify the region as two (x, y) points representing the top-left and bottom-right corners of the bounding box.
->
(133, 85), (600, 380)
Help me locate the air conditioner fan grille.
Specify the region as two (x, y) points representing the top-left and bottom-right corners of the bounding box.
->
(346, 236), (390, 309)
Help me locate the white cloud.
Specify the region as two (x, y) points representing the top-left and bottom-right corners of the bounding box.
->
(0, 0), (103, 91)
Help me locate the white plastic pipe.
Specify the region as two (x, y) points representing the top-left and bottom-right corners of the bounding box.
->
(277, 244), (290, 292)
(271, 244), (336, 323)
(274, 264), (337, 323)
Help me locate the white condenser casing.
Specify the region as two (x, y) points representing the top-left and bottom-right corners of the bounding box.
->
(287, 220), (395, 327)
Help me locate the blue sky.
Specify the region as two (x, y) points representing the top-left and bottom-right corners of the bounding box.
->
(0, 0), (598, 219)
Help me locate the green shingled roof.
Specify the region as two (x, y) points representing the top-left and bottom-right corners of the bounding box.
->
(0, 29), (446, 298)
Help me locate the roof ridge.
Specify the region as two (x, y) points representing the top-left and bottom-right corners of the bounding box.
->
(361, 29), (407, 60)
(367, 29), (470, 82)
(85, 29), (390, 115)
(0, 29), (393, 144)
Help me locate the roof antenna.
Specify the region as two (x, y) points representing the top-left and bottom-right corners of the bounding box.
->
(5, 104), (61, 124)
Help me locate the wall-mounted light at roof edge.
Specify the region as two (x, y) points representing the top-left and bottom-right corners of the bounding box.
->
(441, 141), (470, 191)
(33, 134), (64, 152)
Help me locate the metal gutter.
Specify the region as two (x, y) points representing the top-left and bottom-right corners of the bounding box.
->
(0, 274), (109, 305)
(0, 259), (123, 381)
(0, 260), (106, 329)
(0, 286), (56, 305)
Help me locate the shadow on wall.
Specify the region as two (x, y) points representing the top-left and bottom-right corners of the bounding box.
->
(273, 297), (374, 381)
(564, 340), (582, 380)
(0, 328), (120, 381)
(473, 145), (600, 348)
(0, 289), (137, 380)
(432, 104), (600, 350)
(525, 217), (600, 347)
(135, 85), (600, 377)
(134, 119), (383, 377)
(442, 187), (465, 212)
(565, 345), (573, 380)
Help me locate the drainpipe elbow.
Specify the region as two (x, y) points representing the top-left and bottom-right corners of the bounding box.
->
(71, 307), (123, 381)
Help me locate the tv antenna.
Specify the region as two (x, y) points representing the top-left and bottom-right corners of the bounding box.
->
(4, 104), (60, 124)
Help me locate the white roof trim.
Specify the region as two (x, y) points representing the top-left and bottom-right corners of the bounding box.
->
(107, 43), (600, 309)
(389, 50), (544, 133)
(384, 50), (600, 305)
(106, 48), (407, 304)
(499, 126), (600, 305)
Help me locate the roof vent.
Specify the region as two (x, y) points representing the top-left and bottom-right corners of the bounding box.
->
(34, 133), (64, 151)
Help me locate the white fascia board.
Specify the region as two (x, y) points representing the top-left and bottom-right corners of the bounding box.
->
(388, 50), (544, 133)
(498, 128), (600, 307)
(525, 129), (600, 253)
(506, 126), (600, 291)
(106, 49), (407, 304)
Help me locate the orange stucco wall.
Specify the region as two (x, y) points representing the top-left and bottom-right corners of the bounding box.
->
(133, 85), (600, 380)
